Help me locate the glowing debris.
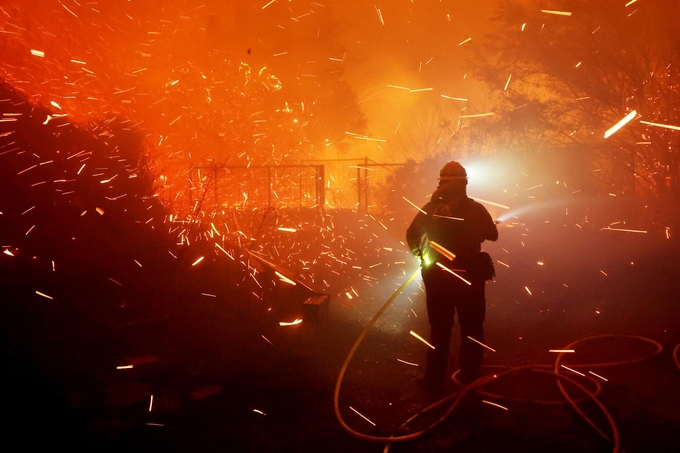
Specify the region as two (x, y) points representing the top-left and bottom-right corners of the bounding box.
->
(116, 365), (134, 370)
(589, 371), (608, 381)
(275, 271), (297, 285)
(402, 196), (427, 214)
(432, 213), (464, 220)
(253, 409), (267, 415)
(192, 256), (204, 266)
(375, 5), (385, 25)
(96, 207), (105, 215)
(467, 336), (496, 352)
(441, 94), (468, 101)
(35, 291), (53, 299)
(429, 241), (455, 261)
(639, 120), (680, 131)
(149, 395), (154, 412)
(387, 85), (411, 91)
(482, 400), (508, 410)
(277, 227), (297, 232)
(525, 286), (532, 295)
(504, 74), (512, 91)
(349, 406), (376, 426)
(279, 318), (303, 326)
(397, 359), (419, 366)
(261, 335), (273, 345)
(30, 49), (45, 57)
(459, 112), (495, 119)
(549, 349), (575, 353)
(3, 250), (14, 257)
(604, 110), (637, 138)
(560, 365), (585, 377)
(436, 262), (472, 285)
(541, 10), (572, 16)
(410, 330), (435, 349)
(458, 37), (472, 46)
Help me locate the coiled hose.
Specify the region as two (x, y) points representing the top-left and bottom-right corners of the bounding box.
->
(333, 269), (669, 453)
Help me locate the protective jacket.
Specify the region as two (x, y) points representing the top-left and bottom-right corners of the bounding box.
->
(407, 196), (498, 273)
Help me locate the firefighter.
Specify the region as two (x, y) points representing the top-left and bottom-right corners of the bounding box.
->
(407, 161), (498, 392)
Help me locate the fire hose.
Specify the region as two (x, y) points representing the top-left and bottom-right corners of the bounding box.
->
(333, 268), (667, 453)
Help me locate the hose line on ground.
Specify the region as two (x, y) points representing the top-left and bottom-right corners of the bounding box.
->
(333, 268), (664, 453)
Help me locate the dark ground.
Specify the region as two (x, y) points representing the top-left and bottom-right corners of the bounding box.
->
(2, 221), (680, 453)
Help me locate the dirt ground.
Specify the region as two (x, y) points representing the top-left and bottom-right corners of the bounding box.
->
(2, 220), (680, 453)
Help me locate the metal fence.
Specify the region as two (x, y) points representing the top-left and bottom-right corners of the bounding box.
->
(189, 164), (324, 212)
(184, 158), (411, 215)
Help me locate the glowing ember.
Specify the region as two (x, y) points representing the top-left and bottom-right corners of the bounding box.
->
(604, 110), (637, 138)
(541, 10), (572, 16)
(482, 400), (508, 410)
(397, 359), (419, 367)
(589, 371), (608, 382)
(275, 271), (297, 285)
(429, 241), (455, 261)
(466, 336), (496, 352)
(409, 330), (435, 349)
(349, 406), (376, 426)
(436, 262), (472, 285)
(560, 365), (585, 377)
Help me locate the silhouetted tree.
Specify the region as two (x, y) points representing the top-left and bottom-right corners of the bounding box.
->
(471, 0), (680, 234)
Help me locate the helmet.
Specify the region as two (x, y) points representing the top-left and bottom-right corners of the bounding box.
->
(438, 161), (468, 181)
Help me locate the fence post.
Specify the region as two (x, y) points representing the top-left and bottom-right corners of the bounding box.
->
(357, 165), (362, 212)
(268, 166), (272, 207)
(363, 156), (370, 213)
(213, 163), (218, 209)
(317, 165), (325, 209)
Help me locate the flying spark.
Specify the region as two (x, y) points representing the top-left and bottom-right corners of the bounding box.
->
(397, 359), (419, 366)
(561, 365), (586, 377)
(436, 262), (472, 285)
(410, 330), (435, 349)
(482, 400), (508, 410)
(349, 406), (376, 426)
(467, 336), (496, 352)
(541, 10), (572, 16)
(429, 241), (455, 261)
(604, 110), (637, 138)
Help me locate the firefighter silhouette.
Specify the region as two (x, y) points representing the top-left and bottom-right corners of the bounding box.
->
(407, 161), (498, 391)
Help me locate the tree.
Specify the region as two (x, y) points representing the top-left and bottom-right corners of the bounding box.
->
(0, 0), (366, 214)
(471, 0), (680, 234)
